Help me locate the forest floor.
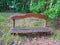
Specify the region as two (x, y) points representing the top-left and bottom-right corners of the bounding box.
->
(0, 13), (60, 45)
(13, 36), (60, 45)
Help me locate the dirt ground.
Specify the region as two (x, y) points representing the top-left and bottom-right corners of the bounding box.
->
(12, 35), (60, 45)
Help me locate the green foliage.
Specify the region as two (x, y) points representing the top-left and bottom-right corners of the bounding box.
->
(44, 8), (56, 20)
(0, 0), (9, 11)
(55, 4), (60, 17)
(30, 0), (60, 20)
(9, 0), (29, 13)
(0, 0), (60, 19)
(30, 0), (46, 13)
(44, 3), (60, 20)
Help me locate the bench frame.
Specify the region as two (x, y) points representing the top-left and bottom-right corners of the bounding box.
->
(11, 13), (48, 28)
(10, 13), (50, 35)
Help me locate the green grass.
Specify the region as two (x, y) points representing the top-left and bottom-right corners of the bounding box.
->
(52, 29), (60, 40)
(0, 12), (26, 45)
(0, 12), (15, 16)
(0, 16), (7, 22)
(0, 12), (16, 22)
(0, 23), (26, 45)
(53, 33), (60, 40)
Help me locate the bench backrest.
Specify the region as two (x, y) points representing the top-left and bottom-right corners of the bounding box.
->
(11, 13), (48, 28)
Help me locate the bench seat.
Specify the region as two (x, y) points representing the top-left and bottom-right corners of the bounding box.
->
(9, 27), (51, 34)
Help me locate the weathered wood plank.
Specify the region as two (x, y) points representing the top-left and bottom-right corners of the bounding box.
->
(11, 13), (48, 20)
(9, 27), (51, 34)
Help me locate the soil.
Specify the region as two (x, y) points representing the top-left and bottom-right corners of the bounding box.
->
(12, 35), (60, 45)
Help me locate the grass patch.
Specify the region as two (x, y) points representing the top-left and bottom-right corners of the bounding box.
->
(0, 16), (7, 22)
(53, 33), (60, 40)
(0, 24), (25, 45)
(52, 29), (60, 40)
(16, 19), (45, 28)
(0, 12), (26, 45)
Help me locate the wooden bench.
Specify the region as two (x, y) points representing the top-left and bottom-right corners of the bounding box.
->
(9, 13), (51, 34)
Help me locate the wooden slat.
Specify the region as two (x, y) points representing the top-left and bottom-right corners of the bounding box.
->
(9, 27), (51, 34)
(11, 13), (48, 20)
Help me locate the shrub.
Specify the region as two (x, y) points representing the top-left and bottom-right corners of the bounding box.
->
(30, 0), (46, 13)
